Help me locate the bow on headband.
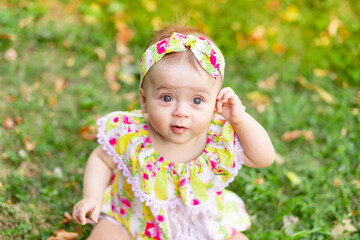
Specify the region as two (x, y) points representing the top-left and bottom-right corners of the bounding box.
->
(140, 32), (225, 87)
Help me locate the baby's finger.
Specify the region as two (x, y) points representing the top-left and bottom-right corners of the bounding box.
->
(90, 206), (101, 223)
(216, 99), (223, 113)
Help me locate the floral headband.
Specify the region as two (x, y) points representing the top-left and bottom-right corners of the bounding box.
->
(140, 32), (225, 87)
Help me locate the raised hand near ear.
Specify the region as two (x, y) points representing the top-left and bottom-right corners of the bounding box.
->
(216, 87), (246, 126)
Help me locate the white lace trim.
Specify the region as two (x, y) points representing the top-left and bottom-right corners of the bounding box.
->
(96, 115), (244, 214)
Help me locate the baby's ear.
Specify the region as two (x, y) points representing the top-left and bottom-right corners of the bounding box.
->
(139, 88), (147, 113)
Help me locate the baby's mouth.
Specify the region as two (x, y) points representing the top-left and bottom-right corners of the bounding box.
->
(170, 125), (187, 134)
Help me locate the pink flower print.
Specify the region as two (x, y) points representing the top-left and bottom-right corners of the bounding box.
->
(216, 190), (223, 196)
(172, 170), (177, 175)
(210, 160), (217, 171)
(158, 156), (164, 163)
(156, 214), (165, 222)
(111, 202), (116, 213)
(230, 227), (237, 237)
(120, 197), (132, 209)
(119, 208), (126, 217)
(210, 49), (220, 71)
(113, 116), (119, 123)
(168, 162), (174, 168)
(179, 178), (186, 187)
(143, 173), (149, 181)
(111, 173), (116, 182)
(192, 198), (200, 206)
(156, 39), (168, 54)
(122, 115), (134, 124)
(144, 137), (150, 144)
(109, 137), (117, 146)
(145, 163), (152, 171)
(144, 221), (162, 240)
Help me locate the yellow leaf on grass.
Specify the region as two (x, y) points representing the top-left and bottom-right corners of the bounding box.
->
(247, 91), (270, 104)
(313, 68), (329, 77)
(315, 87), (334, 103)
(285, 171), (302, 185)
(327, 15), (343, 37)
(281, 5), (299, 22)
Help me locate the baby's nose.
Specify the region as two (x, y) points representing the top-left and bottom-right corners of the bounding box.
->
(172, 102), (189, 118)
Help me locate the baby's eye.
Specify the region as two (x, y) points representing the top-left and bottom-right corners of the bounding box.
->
(162, 95), (172, 102)
(193, 97), (203, 105)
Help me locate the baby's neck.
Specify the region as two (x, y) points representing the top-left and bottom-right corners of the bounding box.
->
(147, 127), (208, 164)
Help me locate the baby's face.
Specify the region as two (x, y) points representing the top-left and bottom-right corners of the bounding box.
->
(140, 59), (221, 145)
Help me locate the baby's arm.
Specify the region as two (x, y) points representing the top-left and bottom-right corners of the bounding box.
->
(72, 146), (116, 225)
(216, 87), (275, 168)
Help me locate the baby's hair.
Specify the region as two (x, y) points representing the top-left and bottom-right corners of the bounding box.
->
(143, 25), (220, 84)
(146, 25), (214, 48)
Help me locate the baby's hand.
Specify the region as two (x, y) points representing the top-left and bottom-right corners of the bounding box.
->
(216, 87), (246, 125)
(72, 198), (102, 225)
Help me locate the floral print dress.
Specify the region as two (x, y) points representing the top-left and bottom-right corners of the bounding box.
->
(97, 110), (251, 240)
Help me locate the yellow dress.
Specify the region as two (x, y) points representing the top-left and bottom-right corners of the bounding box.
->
(97, 110), (250, 240)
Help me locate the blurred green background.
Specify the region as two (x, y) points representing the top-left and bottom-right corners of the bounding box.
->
(0, 0), (359, 239)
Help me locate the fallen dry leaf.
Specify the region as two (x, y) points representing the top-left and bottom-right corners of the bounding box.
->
(280, 5), (299, 22)
(94, 47), (106, 60)
(327, 15), (343, 37)
(247, 91), (270, 113)
(266, 0), (280, 12)
(315, 87), (334, 103)
(49, 94), (58, 109)
(313, 68), (329, 77)
(258, 74), (278, 89)
(4, 49), (17, 62)
(23, 136), (36, 152)
(62, 211), (73, 224)
(142, 0), (157, 12)
(3, 116), (16, 129)
(151, 16), (163, 30)
(79, 126), (97, 141)
(272, 43), (286, 54)
(79, 68), (89, 78)
(282, 215), (299, 236)
(302, 130), (314, 141)
(356, 91), (360, 104)
(333, 178), (340, 187)
(66, 57), (75, 67)
(47, 229), (79, 240)
(331, 219), (357, 239)
(54, 77), (67, 93)
(353, 179), (360, 188)
(115, 21), (134, 55)
(248, 25), (267, 49)
(255, 178), (264, 185)
(282, 130), (302, 141)
(275, 152), (285, 165)
(19, 16), (34, 28)
(282, 130), (314, 142)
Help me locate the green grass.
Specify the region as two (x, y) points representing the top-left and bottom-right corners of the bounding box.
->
(1, 0), (359, 239)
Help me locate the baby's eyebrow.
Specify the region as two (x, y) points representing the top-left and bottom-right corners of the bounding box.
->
(154, 86), (211, 95)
